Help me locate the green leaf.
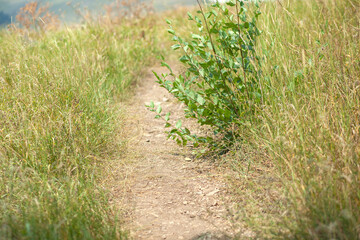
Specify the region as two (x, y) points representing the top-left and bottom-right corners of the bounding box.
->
(176, 120), (182, 129)
(152, 71), (162, 82)
(210, 27), (219, 34)
(187, 12), (193, 20)
(187, 90), (195, 100)
(224, 109), (231, 119)
(211, 10), (218, 17)
(213, 96), (219, 105)
(161, 62), (173, 74)
(167, 29), (176, 35)
(171, 44), (181, 50)
(166, 19), (172, 24)
(226, 1), (236, 6)
(184, 128), (191, 135)
(165, 112), (171, 121)
(199, 68), (205, 77)
(197, 95), (205, 105)
(191, 34), (202, 40)
(179, 55), (189, 63)
(156, 105), (162, 114)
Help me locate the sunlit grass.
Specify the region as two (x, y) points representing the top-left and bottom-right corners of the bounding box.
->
(147, 1), (359, 238)
(0, 21), (161, 239)
(0, 0), (358, 239)
(228, 0), (359, 238)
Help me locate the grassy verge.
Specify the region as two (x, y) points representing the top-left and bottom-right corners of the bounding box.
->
(226, 0), (359, 238)
(153, 0), (359, 238)
(0, 21), (160, 239)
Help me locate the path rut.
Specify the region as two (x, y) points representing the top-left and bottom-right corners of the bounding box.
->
(120, 66), (235, 240)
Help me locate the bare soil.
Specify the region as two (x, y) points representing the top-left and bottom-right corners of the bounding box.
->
(116, 66), (238, 240)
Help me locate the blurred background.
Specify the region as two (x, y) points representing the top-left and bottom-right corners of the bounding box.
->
(0, 0), (200, 26)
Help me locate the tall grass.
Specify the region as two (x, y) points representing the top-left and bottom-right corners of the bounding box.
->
(149, 1), (358, 238)
(244, 0), (359, 238)
(163, 0), (359, 238)
(0, 21), (160, 239)
(1, 0), (358, 238)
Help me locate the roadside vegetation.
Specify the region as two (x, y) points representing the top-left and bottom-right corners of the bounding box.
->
(0, 0), (358, 239)
(253, 1), (359, 238)
(153, 0), (359, 239)
(0, 1), (161, 239)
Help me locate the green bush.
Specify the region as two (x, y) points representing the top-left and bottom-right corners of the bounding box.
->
(148, 0), (262, 151)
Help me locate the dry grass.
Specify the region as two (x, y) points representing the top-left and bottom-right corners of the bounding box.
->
(0, 1), (164, 238)
(1, 0), (358, 238)
(159, 0), (360, 238)
(8, 1), (59, 33)
(103, 0), (154, 24)
(224, 0), (359, 238)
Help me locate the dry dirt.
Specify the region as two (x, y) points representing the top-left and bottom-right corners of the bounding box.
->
(115, 66), (239, 240)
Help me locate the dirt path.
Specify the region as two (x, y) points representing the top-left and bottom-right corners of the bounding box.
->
(119, 66), (235, 240)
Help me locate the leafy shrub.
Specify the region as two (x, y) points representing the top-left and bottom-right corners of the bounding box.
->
(148, 0), (262, 151)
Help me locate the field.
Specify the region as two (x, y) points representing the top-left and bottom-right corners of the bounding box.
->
(0, 0), (359, 239)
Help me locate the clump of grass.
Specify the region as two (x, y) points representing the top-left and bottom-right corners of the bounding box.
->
(0, 12), (160, 239)
(230, 0), (359, 238)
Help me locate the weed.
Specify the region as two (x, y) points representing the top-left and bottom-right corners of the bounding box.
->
(8, 1), (59, 33)
(148, 0), (262, 153)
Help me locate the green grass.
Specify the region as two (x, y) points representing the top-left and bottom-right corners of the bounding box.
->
(225, 0), (359, 238)
(147, 1), (359, 238)
(0, 21), (161, 239)
(0, 0), (359, 239)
